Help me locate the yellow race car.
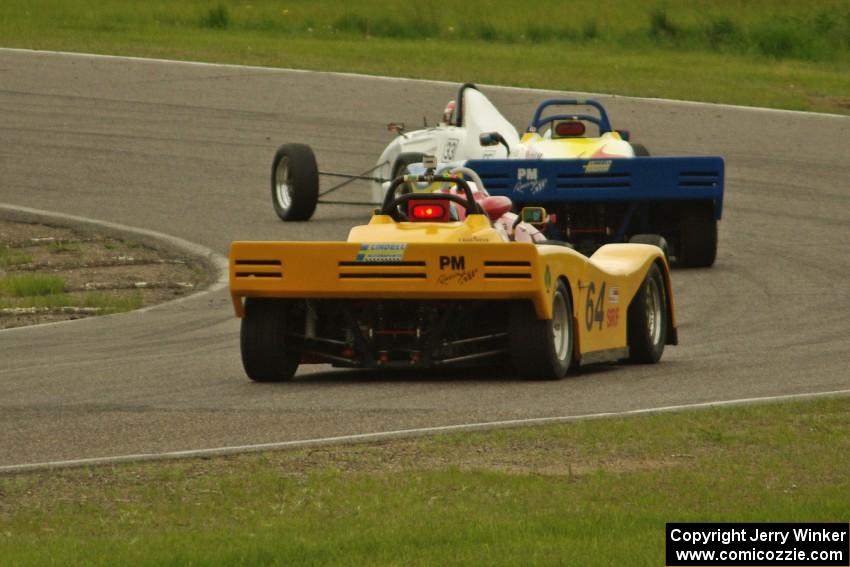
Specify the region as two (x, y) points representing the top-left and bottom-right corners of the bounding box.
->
(230, 171), (677, 381)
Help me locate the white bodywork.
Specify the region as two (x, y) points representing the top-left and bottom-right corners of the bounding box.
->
(371, 87), (633, 203)
(372, 89), (520, 203)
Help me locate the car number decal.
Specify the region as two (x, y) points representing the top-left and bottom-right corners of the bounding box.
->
(584, 281), (606, 331)
(442, 138), (459, 161)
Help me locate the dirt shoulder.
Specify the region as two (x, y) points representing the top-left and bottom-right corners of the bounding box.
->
(0, 218), (217, 329)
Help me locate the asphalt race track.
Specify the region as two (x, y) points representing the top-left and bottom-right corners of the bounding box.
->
(1, 49), (848, 470)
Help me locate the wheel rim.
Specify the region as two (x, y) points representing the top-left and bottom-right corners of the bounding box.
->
(551, 291), (570, 361)
(645, 276), (663, 346)
(274, 156), (292, 211)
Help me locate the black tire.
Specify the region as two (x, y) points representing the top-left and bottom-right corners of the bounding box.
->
(629, 234), (669, 263)
(391, 152), (425, 179)
(271, 143), (319, 221)
(240, 298), (303, 382)
(678, 204), (717, 268)
(627, 263), (668, 364)
(509, 280), (573, 380)
(632, 143), (650, 156)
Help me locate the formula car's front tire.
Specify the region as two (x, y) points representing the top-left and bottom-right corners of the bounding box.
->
(271, 143), (319, 221)
(509, 280), (573, 380)
(678, 203), (717, 268)
(627, 263), (667, 364)
(240, 298), (303, 382)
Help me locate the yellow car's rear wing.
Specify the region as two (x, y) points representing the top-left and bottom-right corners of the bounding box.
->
(230, 241), (562, 319)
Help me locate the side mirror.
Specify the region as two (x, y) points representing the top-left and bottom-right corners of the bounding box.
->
(520, 206), (549, 227)
(479, 131), (511, 155)
(615, 129), (630, 141)
(422, 154), (438, 170)
(387, 122), (406, 137)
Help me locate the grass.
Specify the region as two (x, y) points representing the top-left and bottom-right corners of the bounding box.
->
(0, 286), (143, 314)
(0, 0), (848, 113)
(1, 396), (848, 566)
(0, 245), (31, 268)
(0, 273), (65, 297)
(80, 291), (144, 313)
(47, 240), (81, 254)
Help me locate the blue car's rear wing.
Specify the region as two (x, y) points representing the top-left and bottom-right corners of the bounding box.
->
(466, 157), (725, 219)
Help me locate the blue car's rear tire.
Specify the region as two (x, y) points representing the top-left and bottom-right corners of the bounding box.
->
(678, 204), (717, 268)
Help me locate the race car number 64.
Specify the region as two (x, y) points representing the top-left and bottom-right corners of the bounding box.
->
(585, 281), (606, 331)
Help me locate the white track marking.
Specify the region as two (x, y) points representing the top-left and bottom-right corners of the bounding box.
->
(2, 388), (849, 473)
(0, 203), (228, 334)
(2, 47), (847, 118)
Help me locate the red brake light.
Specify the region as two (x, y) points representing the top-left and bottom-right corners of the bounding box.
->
(409, 201), (449, 221)
(554, 120), (585, 137)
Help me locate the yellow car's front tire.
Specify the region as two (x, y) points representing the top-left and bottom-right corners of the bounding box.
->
(627, 264), (668, 363)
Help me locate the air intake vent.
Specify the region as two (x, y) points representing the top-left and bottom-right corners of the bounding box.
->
(339, 273), (427, 279)
(338, 260), (427, 280)
(678, 171), (721, 189)
(234, 259), (282, 278)
(235, 259), (281, 266)
(476, 172), (511, 191)
(484, 261), (531, 267)
(557, 172), (632, 190)
(484, 273), (532, 279)
(483, 260), (532, 280)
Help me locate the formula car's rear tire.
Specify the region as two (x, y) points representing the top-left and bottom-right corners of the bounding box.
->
(271, 143), (319, 221)
(509, 280), (573, 380)
(632, 144), (650, 156)
(240, 298), (303, 382)
(629, 234), (669, 262)
(391, 152), (425, 179)
(627, 263), (667, 364)
(678, 203), (717, 268)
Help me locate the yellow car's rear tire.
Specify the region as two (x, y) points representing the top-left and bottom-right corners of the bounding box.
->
(509, 281), (573, 380)
(240, 298), (302, 382)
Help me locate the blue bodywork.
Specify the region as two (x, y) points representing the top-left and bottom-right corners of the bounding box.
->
(466, 156), (725, 220)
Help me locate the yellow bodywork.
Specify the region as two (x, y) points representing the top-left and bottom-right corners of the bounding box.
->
(519, 131), (633, 159)
(230, 214), (676, 359)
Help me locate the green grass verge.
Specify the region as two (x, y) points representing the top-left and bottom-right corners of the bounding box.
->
(0, 273), (142, 313)
(0, 290), (143, 313)
(1, 0), (848, 113)
(47, 241), (81, 254)
(80, 291), (144, 314)
(0, 274), (65, 297)
(0, 246), (31, 268)
(1, 397), (848, 566)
